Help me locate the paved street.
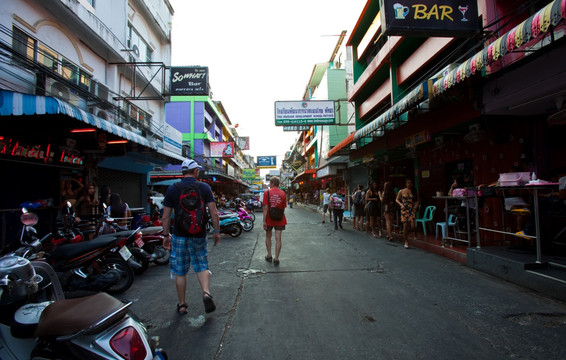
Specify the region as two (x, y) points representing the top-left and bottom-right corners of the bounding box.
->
(124, 206), (566, 360)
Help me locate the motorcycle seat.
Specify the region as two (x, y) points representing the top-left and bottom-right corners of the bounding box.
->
(34, 292), (128, 337)
(140, 226), (163, 235)
(219, 214), (237, 220)
(51, 232), (130, 262)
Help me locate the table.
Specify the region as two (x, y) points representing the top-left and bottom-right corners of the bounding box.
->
(473, 184), (559, 264)
(433, 194), (477, 248)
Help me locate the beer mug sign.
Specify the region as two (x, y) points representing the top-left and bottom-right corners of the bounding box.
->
(393, 3), (410, 19)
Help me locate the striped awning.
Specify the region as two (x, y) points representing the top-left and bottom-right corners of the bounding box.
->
(431, 0), (566, 97)
(354, 80), (431, 141)
(0, 90), (157, 150)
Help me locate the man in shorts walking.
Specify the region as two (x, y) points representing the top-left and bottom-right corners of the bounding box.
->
(263, 177), (287, 266)
(162, 158), (221, 315)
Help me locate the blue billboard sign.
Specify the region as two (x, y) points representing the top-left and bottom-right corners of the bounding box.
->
(257, 156), (277, 169)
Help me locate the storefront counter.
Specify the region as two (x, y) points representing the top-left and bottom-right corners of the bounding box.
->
(474, 184), (559, 264)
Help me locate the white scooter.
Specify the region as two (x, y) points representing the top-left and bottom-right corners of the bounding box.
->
(0, 255), (166, 359)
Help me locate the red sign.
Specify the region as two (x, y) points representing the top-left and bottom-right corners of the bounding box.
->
(0, 136), (83, 165)
(210, 142), (234, 158)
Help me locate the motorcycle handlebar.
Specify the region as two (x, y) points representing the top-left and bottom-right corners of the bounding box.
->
(40, 233), (52, 244)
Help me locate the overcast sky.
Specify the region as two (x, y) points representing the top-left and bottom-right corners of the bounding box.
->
(169, 0), (367, 170)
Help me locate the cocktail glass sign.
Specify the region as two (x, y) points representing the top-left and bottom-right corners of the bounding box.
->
(380, 0), (479, 37)
(274, 101), (335, 126)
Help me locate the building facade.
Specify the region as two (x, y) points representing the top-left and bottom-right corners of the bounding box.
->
(0, 0), (182, 244)
(328, 0), (565, 263)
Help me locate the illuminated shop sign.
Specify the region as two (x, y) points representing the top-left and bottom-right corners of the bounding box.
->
(380, 0), (480, 37)
(0, 136), (84, 166)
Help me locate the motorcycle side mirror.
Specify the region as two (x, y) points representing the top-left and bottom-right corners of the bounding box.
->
(21, 212), (38, 226)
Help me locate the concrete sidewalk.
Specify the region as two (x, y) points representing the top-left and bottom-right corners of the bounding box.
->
(295, 202), (353, 220)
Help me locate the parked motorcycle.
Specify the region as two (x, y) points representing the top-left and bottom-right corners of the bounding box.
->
(138, 226), (170, 265)
(245, 198), (262, 212)
(97, 205), (152, 275)
(208, 211), (243, 237)
(0, 254), (166, 359)
(233, 198), (256, 222)
(232, 206), (254, 232)
(12, 208), (137, 296)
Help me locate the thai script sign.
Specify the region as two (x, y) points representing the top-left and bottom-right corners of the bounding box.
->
(170, 66), (209, 95)
(380, 0), (480, 37)
(275, 101), (335, 126)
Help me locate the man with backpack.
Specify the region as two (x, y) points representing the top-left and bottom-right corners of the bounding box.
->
(162, 159), (221, 315)
(330, 192), (345, 230)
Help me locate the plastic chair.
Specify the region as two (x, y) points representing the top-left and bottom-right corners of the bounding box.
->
(436, 214), (457, 243)
(416, 206), (436, 236)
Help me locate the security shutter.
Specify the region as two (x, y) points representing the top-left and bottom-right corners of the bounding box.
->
(98, 167), (143, 208)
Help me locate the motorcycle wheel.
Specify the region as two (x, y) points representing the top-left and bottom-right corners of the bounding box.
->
(227, 224), (242, 237)
(242, 218), (254, 232)
(99, 257), (135, 294)
(247, 212), (256, 222)
(130, 247), (150, 275)
(153, 245), (170, 265)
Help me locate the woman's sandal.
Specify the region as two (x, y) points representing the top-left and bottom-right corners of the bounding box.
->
(273, 259), (280, 266)
(176, 303), (188, 315)
(265, 255), (273, 262)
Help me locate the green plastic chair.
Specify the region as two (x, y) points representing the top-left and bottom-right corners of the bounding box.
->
(416, 205), (436, 236)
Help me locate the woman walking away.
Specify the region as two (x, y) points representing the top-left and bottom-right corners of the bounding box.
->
(352, 184), (365, 231)
(381, 182), (396, 241)
(365, 182), (381, 237)
(396, 179), (419, 248)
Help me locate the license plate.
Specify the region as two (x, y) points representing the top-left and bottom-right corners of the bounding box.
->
(119, 246), (132, 261)
(135, 237), (144, 248)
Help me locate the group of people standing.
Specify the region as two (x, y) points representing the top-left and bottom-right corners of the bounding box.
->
(351, 179), (420, 249)
(60, 180), (132, 237)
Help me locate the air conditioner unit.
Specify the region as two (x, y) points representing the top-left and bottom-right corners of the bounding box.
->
(46, 78), (86, 109)
(91, 81), (110, 102)
(130, 44), (140, 59)
(88, 106), (115, 123)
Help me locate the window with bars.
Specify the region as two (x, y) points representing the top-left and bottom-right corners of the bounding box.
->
(12, 26), (93, 91)
(12, 27), (35, 61)
(127, 23), (153, 62)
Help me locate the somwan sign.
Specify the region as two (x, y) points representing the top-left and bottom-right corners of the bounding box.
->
(380, 0), (480, 37)
(275, 101), (335, 126)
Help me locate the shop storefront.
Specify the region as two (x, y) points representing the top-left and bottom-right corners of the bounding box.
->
(0, 90), (180, 247)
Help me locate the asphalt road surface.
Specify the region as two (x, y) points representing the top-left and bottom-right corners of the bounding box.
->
(123, 205), (566, 360)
